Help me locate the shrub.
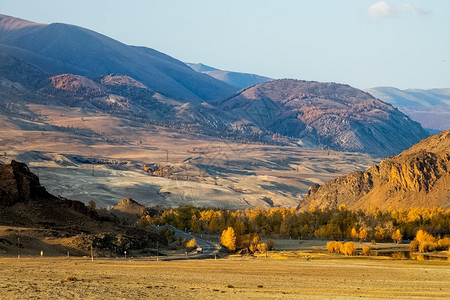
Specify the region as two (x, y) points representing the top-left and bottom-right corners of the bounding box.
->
(326, 241), (335, 253)
(266, 238), (275, 251)
(343, 242), (356, 256)
(186, 238), (197, 252)
(410, 230), (449, 252)
(65, 276), (78, 281)
(437, 237), (450, 250)
(257, 243), (268, 253)
(409, 240), (419, 251)
(362, 246), (371, 256)
(326, 241), (345, 254)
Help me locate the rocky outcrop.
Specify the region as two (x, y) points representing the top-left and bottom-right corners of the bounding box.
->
(219, 79), (429, 157)
(0, 160), (50, 206)
(110, 198), (150, 224)
(298, 131), (450, 210)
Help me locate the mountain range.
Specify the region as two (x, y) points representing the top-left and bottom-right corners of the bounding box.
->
(0, 14), (237, 102)
(186, 63), (272, 88)
(365, 87), (450, 133)
(0, 14), (430, 158)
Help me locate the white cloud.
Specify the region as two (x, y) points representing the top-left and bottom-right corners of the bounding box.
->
(402, 4), (429, 16)
(368, 1), (396, 19)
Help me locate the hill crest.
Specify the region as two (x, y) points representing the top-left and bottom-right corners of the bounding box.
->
(298, 131), (450, 211)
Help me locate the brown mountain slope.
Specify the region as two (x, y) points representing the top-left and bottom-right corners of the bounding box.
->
(219, 79), (428, 157)
(297, 131), (450, 211)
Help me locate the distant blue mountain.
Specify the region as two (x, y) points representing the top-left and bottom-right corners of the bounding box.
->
(186, 63), (272, 89)
(365, 86), (450, 132)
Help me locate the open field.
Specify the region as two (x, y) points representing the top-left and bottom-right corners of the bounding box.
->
(0, 256), (448, 299)
(0, 104), (378, 209)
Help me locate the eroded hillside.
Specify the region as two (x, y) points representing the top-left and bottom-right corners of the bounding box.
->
(298, 131), (450, 210)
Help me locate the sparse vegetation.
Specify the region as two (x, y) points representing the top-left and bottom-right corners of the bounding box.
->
(65, 276), (79, 281)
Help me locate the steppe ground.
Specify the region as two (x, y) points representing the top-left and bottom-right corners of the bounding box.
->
(0, 256), (448, 299)
(0, 104), (378, 209)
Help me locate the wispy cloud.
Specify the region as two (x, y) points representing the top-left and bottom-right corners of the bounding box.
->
(368, 1), (396, 19)
(402, 4), (430, 16)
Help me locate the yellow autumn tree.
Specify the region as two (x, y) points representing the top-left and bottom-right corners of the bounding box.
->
(358, 228), (368, 242)
(186, 238), (197, 251)
(391, 229), (402, 244)
(221, 227), (237, 251)
(350, 228), (358, 240)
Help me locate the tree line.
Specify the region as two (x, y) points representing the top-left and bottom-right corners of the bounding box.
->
(138, 205), (450, 245)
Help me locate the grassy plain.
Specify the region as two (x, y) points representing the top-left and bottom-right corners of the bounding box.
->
(0, 256), (448, 299)
(0, 104), (378, 209)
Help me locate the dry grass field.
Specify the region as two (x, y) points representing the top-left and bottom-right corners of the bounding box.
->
(0, 256), (448, 299)
(0, 104), (378, 209)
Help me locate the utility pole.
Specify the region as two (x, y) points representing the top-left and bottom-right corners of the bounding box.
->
(165, 150), (169, 162)
(91, 245), (94, 261)
(156, 241), (159, 262)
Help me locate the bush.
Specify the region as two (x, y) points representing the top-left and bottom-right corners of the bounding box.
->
(343, 242), (356, 256)
(409, 240), (419, 251)
(437, 237), (450, 250)
(326, 241), (335, 253)
(186, 238), (197, 252)
(410, 230), (449, 252)
(65, 276), (78, 281)
(326, 241), (345, 254)
(266, 238), (275, 251)
(362, 246), (371, 256)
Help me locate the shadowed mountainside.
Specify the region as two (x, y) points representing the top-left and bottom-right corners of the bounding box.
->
(219, 79), (429, 157)
(298, 131), (450, 211)
(0, 160), (165, 255)
(0, 14), (237, 102)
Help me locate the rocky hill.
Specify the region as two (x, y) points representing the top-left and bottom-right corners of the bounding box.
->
(0, 161), (165, 256)
(0, 14), (237, 102)
(219, 79), (429, 157)
(110, 197), (152, 224)
(297, 131), (450, 211)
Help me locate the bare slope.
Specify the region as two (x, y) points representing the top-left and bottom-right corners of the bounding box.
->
(220, 79), (428, 157)
(0, 14), (237, 102)
(298, 131), (450, 210)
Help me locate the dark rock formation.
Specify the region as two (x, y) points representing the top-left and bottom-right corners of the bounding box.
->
(0, 160), (50, 206)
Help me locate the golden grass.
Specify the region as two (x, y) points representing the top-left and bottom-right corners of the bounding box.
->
(0, 256), (448, 299)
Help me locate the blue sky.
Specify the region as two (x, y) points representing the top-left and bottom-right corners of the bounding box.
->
(2, 0), (449, 89)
